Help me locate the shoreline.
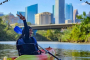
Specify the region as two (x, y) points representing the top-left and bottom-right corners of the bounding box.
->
(0, 41), (90, 44)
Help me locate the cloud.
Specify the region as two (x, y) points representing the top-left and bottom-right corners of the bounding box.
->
(81, 2), (87, 5)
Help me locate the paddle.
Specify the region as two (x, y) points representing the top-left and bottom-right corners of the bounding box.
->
(14, 26), (61, 60)
(14, 26), (22, 34)
(38, 45), (61, 60)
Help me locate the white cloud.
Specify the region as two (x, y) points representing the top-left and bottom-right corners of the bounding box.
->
(81, 2), (87, 5)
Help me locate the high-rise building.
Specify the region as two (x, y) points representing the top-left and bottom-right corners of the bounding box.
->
(8, 13), (19, 24)
(25, 4), (38, 25)
(65, 3), (73, 22)
(55, 0), (65, 24)
(17, 11), (25, 24)
(65, 19), (72, 24)
(51, 13), (55, 24)
(52, 5), (55, 17)
(52, 5), (55, 24)
(73, 9), (78, 23)
(35, 12), (52, 25)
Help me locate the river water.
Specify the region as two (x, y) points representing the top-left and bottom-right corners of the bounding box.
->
(0, 41), (90, 60)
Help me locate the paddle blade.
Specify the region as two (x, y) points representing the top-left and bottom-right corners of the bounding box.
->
(14, 26), (22, 34)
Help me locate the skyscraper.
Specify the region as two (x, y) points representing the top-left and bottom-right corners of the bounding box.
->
(52, 5), (55, 24)
(25, 4), (38, 25)
(35, 12), (52, 25)
(55, 0), (65, 24)
(8, 13), (19, 24)
(65, 3), (73, 22)
(52, 5), (55, 17)
(17, 11), (25, 23)
(73, 9), (78, 23)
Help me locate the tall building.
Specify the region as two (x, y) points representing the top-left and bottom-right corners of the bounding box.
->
(25, 4), (38, 25)
(55, 0), (65, 24)
(65, 3), (73, 22)
(35, 12), (52, 25)
(52, 5), (55, 24)
(51, 13), (55, 24)
(8, 13), (19, 24)
(65, 19), (72, 24)
(52, 5), (55, 17)
(73, 9), (78, 23)
(17, 11), (25, 24)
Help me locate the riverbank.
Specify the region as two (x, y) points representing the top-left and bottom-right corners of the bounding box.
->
(0, 41), (90, 44)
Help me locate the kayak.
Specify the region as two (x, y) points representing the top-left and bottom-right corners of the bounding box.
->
(3, 47), (56, 60)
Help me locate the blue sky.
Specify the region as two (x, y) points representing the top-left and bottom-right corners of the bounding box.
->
(0, 0), (90, 16)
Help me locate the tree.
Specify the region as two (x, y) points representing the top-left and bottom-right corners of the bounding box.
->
(15, 23), (19, 26)
(27, 22), (31, 25)
(70, 11), (90, 42)
(83, 11), (86, 18)
(2, 15), (11, 30)
(76, 15), (83, 19)
(45, 30), (54, 41)
(54, 29), (62, 41)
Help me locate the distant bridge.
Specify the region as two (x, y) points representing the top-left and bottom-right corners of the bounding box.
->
(19, 23), (78, 30)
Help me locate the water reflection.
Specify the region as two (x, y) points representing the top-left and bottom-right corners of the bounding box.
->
(0, 44), (90, 60)
(0, 44), (18, 60)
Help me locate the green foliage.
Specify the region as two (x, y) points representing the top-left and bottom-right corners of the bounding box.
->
(45, 30), (54, 40)
(36, 13), (90, 42)
(0, 17), (19, 41)
(61, 11), (90, 43)
(61, 28), (72, 42)
(76, 15), (83, 19)
(15, 23), (19, 26)
(27, 22), (31, 25)
(83, 11), (86, 17)
(54, 29), (62, 41)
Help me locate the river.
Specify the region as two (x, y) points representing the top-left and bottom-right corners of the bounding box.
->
(0, 41), (90, 60)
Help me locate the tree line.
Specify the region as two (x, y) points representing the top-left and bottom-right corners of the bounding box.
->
(0, 11), (90, 43)
(42, 12), (90, 43)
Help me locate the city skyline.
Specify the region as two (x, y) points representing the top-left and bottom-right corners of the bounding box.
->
(0, 0), (89, 16)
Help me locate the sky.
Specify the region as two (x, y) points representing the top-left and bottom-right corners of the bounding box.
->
(0, 0), (90, 16)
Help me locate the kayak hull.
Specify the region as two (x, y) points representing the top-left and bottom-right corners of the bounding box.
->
(3, 47), (56, 60)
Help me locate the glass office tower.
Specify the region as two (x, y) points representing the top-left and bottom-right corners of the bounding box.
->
(25, 4), (38, 25)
